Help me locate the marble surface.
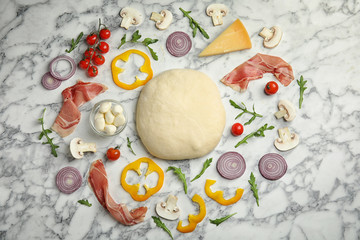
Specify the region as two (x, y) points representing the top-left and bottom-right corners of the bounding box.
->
(1, 0), (360, 239)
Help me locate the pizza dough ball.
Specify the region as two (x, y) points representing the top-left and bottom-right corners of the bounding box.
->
(136, 69), (225, 160)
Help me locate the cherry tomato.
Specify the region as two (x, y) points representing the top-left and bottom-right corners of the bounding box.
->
(264, 81), (279, 95)
(86, 33), (98, 45)
(84, 48), (95, 59)
(87, 65), (98, 77)
(93, 54), (105, 65)
(78, 58), (90, 69)
(106, 147), (120, 161)
(97, 41), (109, 54)
(231, 123), (244, 136)
(99, 28), (111, 40)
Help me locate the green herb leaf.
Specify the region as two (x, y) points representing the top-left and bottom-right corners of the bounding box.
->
(118, 31), (159, 60)
(297, 75), (308, 109)
(230, 100), (263, 125)
(147, 46), (158, 61)
(167, 166), (187, 194)
(191, 158), (212, 182)
(248, 172), (259, 206)
(210, 212), (237, 226)
(142, 38), (158, 46)
(65, 32), (83, 53)
(152, 216), (174, 240)
(78, 199), (92, 207)
(118, 34), (127, 49)
(235, 123), (274, 147)
(131, 30), (142, 42)
(179, 8), (209, 39)
(127, 137), (136, 155)
(38, 108), (59, 157)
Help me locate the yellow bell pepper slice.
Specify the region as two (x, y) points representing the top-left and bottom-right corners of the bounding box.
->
(120, 157), (164, 201)
(205, 179), (244, 206)
(177, 194), (206, 233)
(111, 49), (153, 90)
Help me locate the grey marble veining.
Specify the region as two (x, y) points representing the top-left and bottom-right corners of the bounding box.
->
(1, 0), (360, 239)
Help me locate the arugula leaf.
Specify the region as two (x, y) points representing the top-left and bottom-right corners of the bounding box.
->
(179, 8), (209, 39)
(230, 100), (263, 125)
(65, 32), (83, 53)
(78, 199), (92, 207)
(131, 30), (142, 42)
(127, 137), (136, 155)
(297, 75), (307, 109)
(142, 38), (158, 46)
(118, 34), (127, 49)
(167, 166), (187, 194)
(147, 46), (158, 61)
(235, 123), (274, 147)
(152, 216), (173, 240)
(191, 158), (212, 182)
(210, 212), (237, 226)
(248, 172), (259, 206)
(38, 108), (59, 157)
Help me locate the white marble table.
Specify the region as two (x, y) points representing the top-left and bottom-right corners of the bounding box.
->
(1, 0), (359, 239)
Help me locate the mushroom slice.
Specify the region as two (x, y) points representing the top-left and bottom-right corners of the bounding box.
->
(274, 100), (296, 121)
(259, 26), (283, 48)
(150, 10), (173, 30)
(70, 137), (96, 159)
(206, 4), (229, 26)
(274, 127), (299, 151)
(119, 7), (143, 30)
(155, 195), (180, 220)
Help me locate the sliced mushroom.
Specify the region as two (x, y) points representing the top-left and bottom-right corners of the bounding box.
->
(274, 127), (299, 151)
(206, 4), (228, 26)
(70, 138), (96, 159)
(274, 100), (296, 121)
(155, 195), (180, 220)
(259, 26), (283, 48)
(150, 10), (173, 30)
(119, 7), (143, 30)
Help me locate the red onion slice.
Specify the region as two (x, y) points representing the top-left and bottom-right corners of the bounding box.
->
(41, 72), (62, 90)
(216, 152), (246, 180)
(56, 166), (82, 194)
(166, 31), (192, 57)
(258, 153), (287, 180)
(49, 55), (76, 81)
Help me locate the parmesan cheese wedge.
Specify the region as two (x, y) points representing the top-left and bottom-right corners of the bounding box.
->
(199, 19), (252, 57)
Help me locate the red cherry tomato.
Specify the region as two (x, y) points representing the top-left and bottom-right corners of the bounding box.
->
(93, 54), (105, 65)
(78, 58), (90, 69)
(97, 41), (109, 54)
(106, 147), (120, 161)
(231, 123), (244, 136)
(84, 48), (95, 59)
(87, 65), (98, 77)
(99, 28), (111, 40)
(86, 33), (98, 45)
(264, 81), (279, 95)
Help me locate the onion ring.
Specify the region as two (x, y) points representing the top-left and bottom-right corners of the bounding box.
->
(49, 55), (76, 81)
(258, 153), (287, 180)
(166, 31), (192, 57)
(216, 152), (246, 180)
(56, 166), (82, 194)
(41, 72), (62, 90)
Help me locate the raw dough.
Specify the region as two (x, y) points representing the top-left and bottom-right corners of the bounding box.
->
(136, 69), (225, 160)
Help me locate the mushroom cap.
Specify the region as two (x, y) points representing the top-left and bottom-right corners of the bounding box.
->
(155, 10), (173, 30)
(278, 100), (296, 121)
(70, 137), (84, 159)
(260, 26), (283, 48)
(155, 195), (180, 220)
(206, 3), (228, 16)
(274, 127), (299, 151)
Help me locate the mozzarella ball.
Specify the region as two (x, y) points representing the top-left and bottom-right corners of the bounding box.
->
(99, 102), (112, 113)
(104, 124), (117, 135)
(112, 104), (123, 116)
(94, 117), (106, 131)
(105, 111), (115, 124)
(114, 114), (126, 127)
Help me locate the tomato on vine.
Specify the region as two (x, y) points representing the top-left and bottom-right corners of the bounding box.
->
(86, 33), (98, 45)
(84, 48), (95, 59)
(87, 65), (98, 77)
(97, 41), (109, 54)
(99, 28), (111, 40)
(78, 58), (90, 69)
(93, 54), (105, 65)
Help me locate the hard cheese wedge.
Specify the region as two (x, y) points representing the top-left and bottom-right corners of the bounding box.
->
(199, 19), (252, 57)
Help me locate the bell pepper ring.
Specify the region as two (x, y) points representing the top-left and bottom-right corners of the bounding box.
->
(204, 179), (244, 206)
(120, 157), (164, 201)
(111, 49), (153, 90)
(177, 194), (206, 233)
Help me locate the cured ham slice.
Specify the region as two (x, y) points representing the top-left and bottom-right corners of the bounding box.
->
(88, 159), (147, 225)
(221, 53), (294, 92)
(52, 81), (107, 137)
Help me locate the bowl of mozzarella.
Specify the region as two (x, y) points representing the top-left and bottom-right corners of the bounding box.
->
(90, 99), (127, 136)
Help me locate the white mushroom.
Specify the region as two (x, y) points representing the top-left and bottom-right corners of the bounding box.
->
(155, 195), (180, 220)
(259, 26), (283, 48)
(274, 127), (299, 151)
(70, 138), (96, 159)
(206, 4), (228, 26)
(119, 7), (143, 30)
(274, 100), (296, 121)
(150, 10), (173, 30)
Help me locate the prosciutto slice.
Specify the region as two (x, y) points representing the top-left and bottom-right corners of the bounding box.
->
(221, 53), (294, 92)
(88, 159), (147, 225)
(52, 81), (107, 137)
